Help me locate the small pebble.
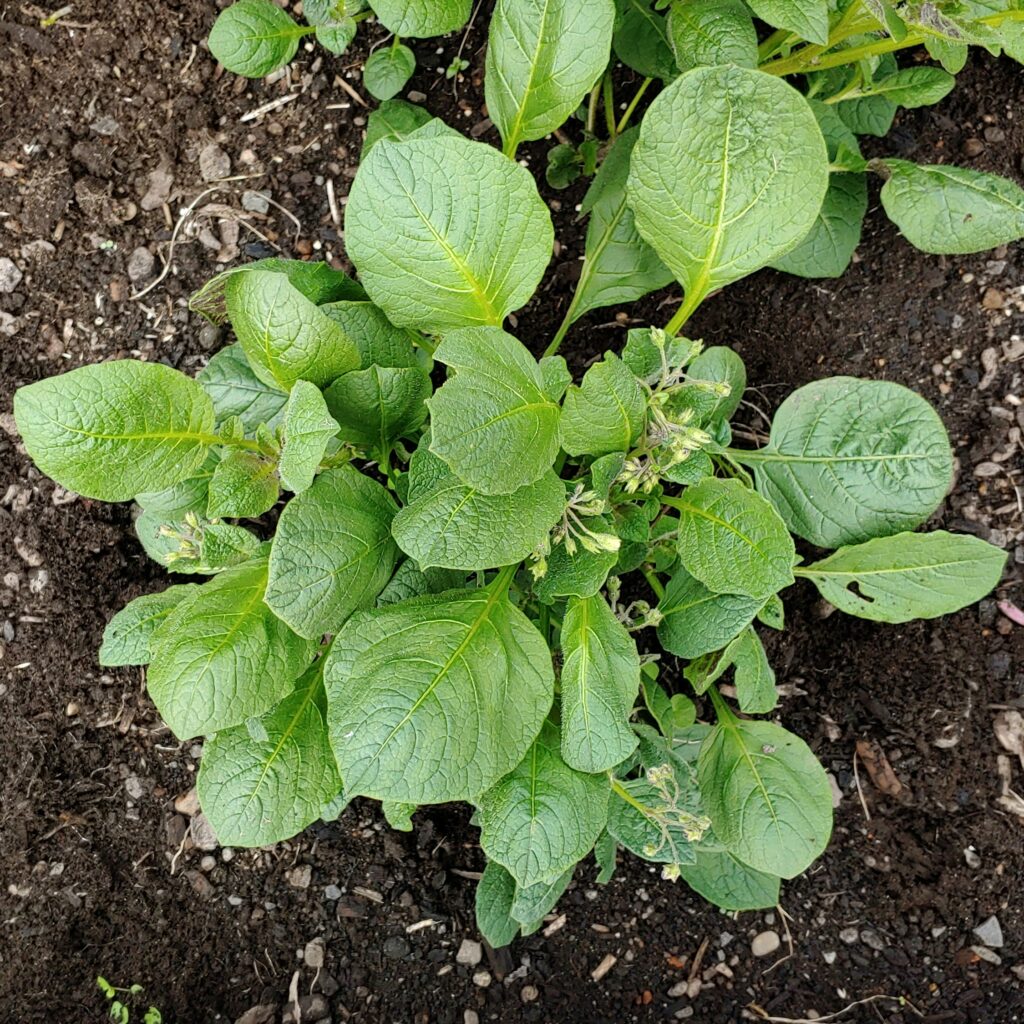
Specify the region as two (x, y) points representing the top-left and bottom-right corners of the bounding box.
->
(199, 143), (231, 181)
(0, 257), (22, 294)
(191, 813), (219, 852)
(127, 247), (155, 283)
(472, 970), (491, 988)
(973, 915), (1003, 948)
(839, 926), (859, 945)
(962, 137), (985, 158)
(463, 1012), (479, 1024)
(304, 938), (326, 968)
(174, 788), (201, 816)
(200, 855), (216, 872)
(324, 884), (342, 901)
(823, 951), (836, 965)
(456, 939), (482, 967)
(383, 936), (409, 959)
(859, 928), (885, 952)
(520, 985), (538, 1003)
(751, 930), (780, 957)
(287, 864), (312, 889)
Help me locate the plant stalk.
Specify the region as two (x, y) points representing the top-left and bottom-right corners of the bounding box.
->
(602, 73), (617, 140)
(663, 286), (706, 337)
(616, 77), (653, 135)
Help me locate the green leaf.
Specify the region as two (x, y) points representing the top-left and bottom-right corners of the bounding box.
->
(559, 353), (645, 457)
(315, 18), (357, 54)
(627, 66), (828, 308)
(535, 535), (619, 603)
(746, 0), (828, 44)
(740, 376), (953, 548)
(196, 661), (341, 846)
(475, 862), (521, 948)
(667, 0), (758, 72)
(678, 848), (780, 910)
(428, 328), (561, 494)
(559, 595), (641, 773)
(198, 345), (289, 432)
(698, 716), (832, 878)
(208, 0), (306, 78)
(363, 44), (416, 101)
(392, 450), (564, 571)
(687, 346), (746, 423)
(621, 326), (698, 382)
(345, 136), (553, 331)
(511, 865), (574, 924)
(324, 578), (554, 803)
(866, 67), (955, 107)
(606, 778), (699, 865)
(571, 128), (673, 324)
(99, 585), (201, 666)
(770, 100), (867, 280)
(594, 830), (618, 882)
(323, 366), (429, 456)
(278, 380), (339, 494)
(800, 531), (1007, 624)
(382, 801), (417, 832)
(266, 466), (399, 639)
(540, 355), (573, 401)
(641, 678), (695, 739)
(613, 0), (677, 80)
(225, 270), (361, 390)
(485, 0), (616, 155)
(673, 478), (795, 599)
(147, 555), (316, 739)
(369, 0), (471, 36)
(709, 626), (777, 714)
(361, 99), (434, 157)
(657, 566), (762, 659)
(376, 560), (465, 606)
(14, 361), (215, 502)
(320, 301), (422, 369)
(925, 36), (969, 72)
(478, 721), (609, 888)
(878, 160), (1024, 255)
(207, 451), (280, 518)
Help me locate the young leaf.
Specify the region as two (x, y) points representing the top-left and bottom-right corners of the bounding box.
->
(428, 328), (562, 494)
(485, 0), (616, 155)
(657, 567), (762, 659)
(593, 830), (618, 883)
(225, 270), (361, 390)
(606, 777), (699, 865)
(147, 555), (316, 739)
(320, 301), (422, 370)
(315, 19), (357, 54)
(746, 0), (828, 44)
(510, 866), (575, 925)
(345, 136), (553, 331)
(478, 721), (609, 888)
(540, 355), (573, 402)
(559, 595), (641, 773)
(673, 478), (795, 600)
(739, 376), (953, 548)
(678, 848), (780, 911)
(14, 361), (215, 502)
(361, 99), (434, 157)
(278, 380), (339, 494)
(265, 466), (399, 639)
(208, 0), (306, 78)
(363, 44), (417, 101)
(878, 160), (1024, 255)
(627, 67), (828, 309)
(98, 585), (201, 667)
(641, 678), (696, 740)
(323, 366), (430, 456)
(800, 531), (1007, 624)
(475, 862), (521, 948)
(324, 579), (554, 803)
(705, 626), (777, 714)
(535, 536), (620, 603)
(666, 0), (758, 72)
(613, 0), (676, 80)
(392, 451), (564, 571)
(571, 129), (673, 325)
(207, 451), (280, 519)
(369, 0), (471, 36)
(698, 716), (833, 878)
(196, 660), (341, 847)
(198, 344), (288, 431)
(687, 345), (746, 423)
(559, 353), (645, 457)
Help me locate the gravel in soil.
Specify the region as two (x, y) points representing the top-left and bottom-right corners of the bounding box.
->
(2, 4), (1024, 1022)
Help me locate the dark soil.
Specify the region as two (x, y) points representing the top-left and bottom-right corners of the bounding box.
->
(2, 3), (1024, 1022)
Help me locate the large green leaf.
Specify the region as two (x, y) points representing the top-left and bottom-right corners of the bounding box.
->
(667, 0), (758, 71)
(265, 466), (399, 639)
(345, 136), (553, 331)
(657, 567), (762, 659)
(673, 478), (795, 599)
(613, 0), (677, 80)
(475, 862), (521, 948)
(800, 531), (1007, 624)
(225, 270), (361, 390)
(698, 716), (832, 878)
(746, 0), (828, 43)
(14, 361), (215, 502)
(320, 301), (422, 369)
(146, 555), (316, 739)
(277, 380), (339, 494)
(428, 328), (562, 494)
(197, 660), (341, 846)
(559, 353), (645, 456)
(485, 0), (616, 155)
(324, 579), (553, 803)
(879, 160), (1024, 255)
(361, 99), (434, 157)
(392, 450), (564, 571)
(208, 0), (306, 78)
(99, 585), (201, 667)
(511, 866), (574, 926)
(571, 128), (674, 323)
(559, 595), (640, 773)
(627, 66), (828, 308)
(369, 0), (471, 36)
(478, 721), (609, 888)
(679, 847), (780, 910)
(739, 377), (953, 548)
(323, 366), (429, 457)
(197, 344), (288, 431)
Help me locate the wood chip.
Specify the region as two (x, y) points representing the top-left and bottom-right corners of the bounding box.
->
(855, 737), (909, 801)
(590, 954), (617, 982)
(542, 914), (566, 937)
(352, 885), (383, 903)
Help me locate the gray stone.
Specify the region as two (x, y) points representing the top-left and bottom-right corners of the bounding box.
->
(90, 115), (120, 136)
(127, 246), (155, 283)
(125, 775), (145, 800)
(383, 935), (409, 959)
(305, 937), (326, 968)
(472, 970), (492, 988)
(287, 863), (312, 889)
(973, 915), (1004, 948)
(241, 189), (271, 214)
(0, 258), (23, 294)
(199, 143), (231, 182)
(456, 938), (482, 967)
(191, 812), (219, 851)
(751, 930), (780, 957)
(839, 926), (859, 945)
(235, 1005), (277, 1024)
(324, 884), (342, 901)
(859, 928), (886, 952)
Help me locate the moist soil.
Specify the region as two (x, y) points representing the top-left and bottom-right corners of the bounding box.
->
(2, 3), (1024, 1022)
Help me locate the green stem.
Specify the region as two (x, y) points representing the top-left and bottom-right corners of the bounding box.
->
(207, 433), (261, 452)
(756, 27), (798, 62)
(609, 777), (653, 816)
(762, 32), (920, 75)
(391, 33), (401, 52)
(543, 290), (582, 358)
(586, 81), (601, 136)
(663, 286), (707, 337)
(706, 684), (734, 723)
(491, 563), (518, 595)
(616, 77), (653, 134)
(641, 567), (665, 602)
(602, 73), (617, 140)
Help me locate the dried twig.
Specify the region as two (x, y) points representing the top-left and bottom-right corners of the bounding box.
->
(852, 748), (871, 822)
(749, 993), (923, 1022)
